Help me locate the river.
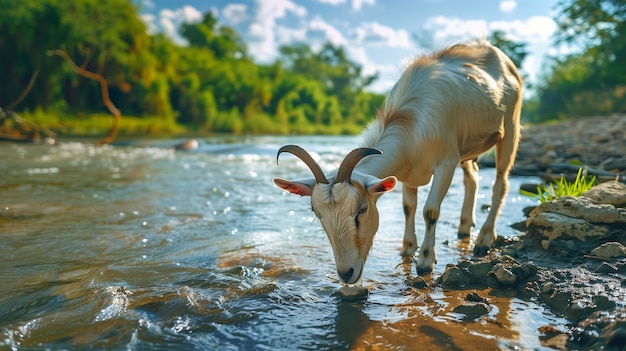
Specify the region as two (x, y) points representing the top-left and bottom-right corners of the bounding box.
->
(0, 136), (568, 350)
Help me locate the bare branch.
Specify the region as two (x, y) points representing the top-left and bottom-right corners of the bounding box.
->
(48, 49), (121, 145)
(6, 66), (40, 110)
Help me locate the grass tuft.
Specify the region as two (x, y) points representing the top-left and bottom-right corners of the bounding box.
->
(520, 168), (596, 203)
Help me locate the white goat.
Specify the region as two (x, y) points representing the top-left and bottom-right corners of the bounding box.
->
(274, 40), (522, 284)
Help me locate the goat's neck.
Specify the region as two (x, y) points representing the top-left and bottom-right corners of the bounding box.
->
(355, 126), (407, 179)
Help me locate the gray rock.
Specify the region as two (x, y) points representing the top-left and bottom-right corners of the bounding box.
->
(526, 212), (610, 241)
(583, 180), (626, 207)
(337, 285), (369, 301)
(493, 266), (517, 286)
(590, 242), (626, 259)
(438, 265), (465, 288)
(529, 196), (626, 225)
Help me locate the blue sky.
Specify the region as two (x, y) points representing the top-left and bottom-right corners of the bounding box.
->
(140, 0), (564, 93)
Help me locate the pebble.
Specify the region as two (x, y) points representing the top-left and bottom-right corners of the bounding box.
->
(453, 302), (491, 317)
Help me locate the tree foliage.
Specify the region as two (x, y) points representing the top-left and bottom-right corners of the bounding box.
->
(0, 0), (381, 136)
(525, 0), (626, 122)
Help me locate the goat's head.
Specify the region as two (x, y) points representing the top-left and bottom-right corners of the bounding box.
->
(273, 145), (397, 284)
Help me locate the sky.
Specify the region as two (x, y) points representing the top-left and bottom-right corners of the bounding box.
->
(139, 0), (566, 94)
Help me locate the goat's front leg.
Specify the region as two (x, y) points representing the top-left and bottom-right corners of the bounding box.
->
(415, 161), (456, 275)
(400, 185), (418, 257)
(458, 159), (478, 239)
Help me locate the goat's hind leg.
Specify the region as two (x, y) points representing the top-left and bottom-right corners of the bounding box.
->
(458, 159), (478, 239)
(474, 127), (519, 256)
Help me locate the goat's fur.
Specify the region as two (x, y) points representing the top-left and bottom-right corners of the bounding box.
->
(275, 39), (522, 282)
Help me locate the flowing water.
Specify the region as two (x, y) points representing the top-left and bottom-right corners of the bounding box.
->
(0, 136), (569, 350)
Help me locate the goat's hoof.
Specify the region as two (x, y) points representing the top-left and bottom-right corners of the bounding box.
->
(415, 265), (433, 276)
(473, 245), (490, 256)
(457, 232), (470, 239)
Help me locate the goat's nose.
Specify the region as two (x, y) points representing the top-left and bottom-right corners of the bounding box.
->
(337, 268), (354, 282)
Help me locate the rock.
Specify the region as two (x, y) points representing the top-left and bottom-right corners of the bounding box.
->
(590, 242), (626, 259)
(583, 180), (626, 207)
(529, 196), (626, 225)
(594, 262), (619, 274)
(604, 321), (626, 350)
(175, 138), (199, 150)
(542, 282), (555, 294)
(465, 291), (489, 304)
(437, 265), (465, 288)
(466, 261), (494, 279)
(337, 285), (369, 301)
(453, 301), (491, 317)
(493, 266), (517, 286)
(406, 276), (428, 289)
(526, 212), (610, 241)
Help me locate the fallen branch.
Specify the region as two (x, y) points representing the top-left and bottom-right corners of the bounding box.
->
(47, 49), (120, 145)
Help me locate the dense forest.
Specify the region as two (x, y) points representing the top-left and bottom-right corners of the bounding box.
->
(0, 0), (624, 139)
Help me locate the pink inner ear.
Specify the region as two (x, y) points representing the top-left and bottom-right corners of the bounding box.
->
(274, 178), (313, 196)
(379, 177), (397, 192)
(369, 176), (397, 193)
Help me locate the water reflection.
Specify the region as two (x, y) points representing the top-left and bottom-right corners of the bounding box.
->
(0, 138), (565, 350)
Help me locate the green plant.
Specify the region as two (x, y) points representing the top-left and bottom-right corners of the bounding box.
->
(520, 168), (596, 203)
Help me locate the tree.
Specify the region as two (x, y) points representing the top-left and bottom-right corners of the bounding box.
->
(525, 0), (626, 122)
(180, 12), (247, 59)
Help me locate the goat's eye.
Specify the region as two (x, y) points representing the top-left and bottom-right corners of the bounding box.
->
(355, 206), (367, 228)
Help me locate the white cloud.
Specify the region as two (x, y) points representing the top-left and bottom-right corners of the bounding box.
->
(352, 0), (375, 11)
(247, 0), (307, 61)
(421, 15), (558, 88)
(352, 22), (412, 48)
(499, 0), (517, 13)
(317, 0), (346, 5)
(275, 25), (308, 43)
(490, 16), (556, 43)
(423, 16), (489, 45)
(141, 0), (155, 9)
(158, 6), (204, 45)
(317, 0), (374, 10)
(222, 4), (248, 25)
(309, 17), (347, 46)
(140, 13), (157, 34)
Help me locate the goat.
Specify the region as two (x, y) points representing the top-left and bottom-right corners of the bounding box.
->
(274, 40), (522, 284)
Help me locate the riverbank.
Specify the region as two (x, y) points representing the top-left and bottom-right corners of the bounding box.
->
(490, 113), (626, 183)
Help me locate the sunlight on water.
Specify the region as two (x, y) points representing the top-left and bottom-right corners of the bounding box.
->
(0, 137), (560, 350)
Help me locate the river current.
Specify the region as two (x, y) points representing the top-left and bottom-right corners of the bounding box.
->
(0, 136), (567, 350)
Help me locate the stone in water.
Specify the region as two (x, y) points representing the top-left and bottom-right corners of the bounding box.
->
(338, 285), (369, 301)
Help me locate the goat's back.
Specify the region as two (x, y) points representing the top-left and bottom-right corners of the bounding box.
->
(376, 40), (522, 145)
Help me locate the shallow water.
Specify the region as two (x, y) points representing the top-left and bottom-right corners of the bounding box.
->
(0, 136), (568, 350)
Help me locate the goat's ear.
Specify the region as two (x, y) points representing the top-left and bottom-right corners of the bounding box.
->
(366, 176), (397, 194)
(273, 177), (315, 196)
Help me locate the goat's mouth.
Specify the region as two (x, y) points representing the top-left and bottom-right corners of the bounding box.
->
(337, 263), (363, 285)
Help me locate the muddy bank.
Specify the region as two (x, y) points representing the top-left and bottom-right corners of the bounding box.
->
(421, 180), (626, 349)
(421, 243), (626, 350)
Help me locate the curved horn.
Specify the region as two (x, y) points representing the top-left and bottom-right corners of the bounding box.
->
(277, 145), (329, 184)
(335, 148), (382, 183)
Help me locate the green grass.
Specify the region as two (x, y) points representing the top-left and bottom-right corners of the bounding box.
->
(520, 168), (596, 203)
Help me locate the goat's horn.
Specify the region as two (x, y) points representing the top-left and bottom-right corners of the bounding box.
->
(277, 145), (329, 184)
(335, 148), (382, 183)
